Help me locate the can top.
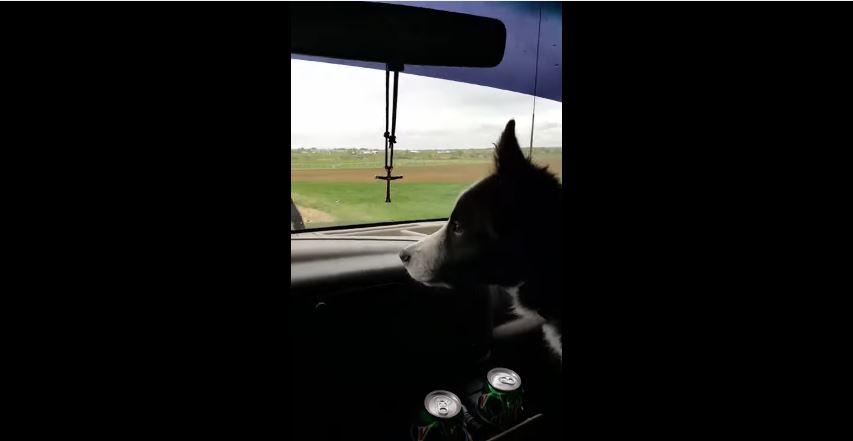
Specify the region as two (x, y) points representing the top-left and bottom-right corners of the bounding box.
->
(487, 367), (521, 392)
(424, 390), (462, 419)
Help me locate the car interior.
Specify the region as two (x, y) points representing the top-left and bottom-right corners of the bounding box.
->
(292, 222), (562, 440)
(291, 3), (562, 440)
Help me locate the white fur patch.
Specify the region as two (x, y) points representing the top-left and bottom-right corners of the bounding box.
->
(505, 283), (562, 362)
(504, 283), (541, 321)
(401, 223), (449, 283)
(542, 322), (562, 361)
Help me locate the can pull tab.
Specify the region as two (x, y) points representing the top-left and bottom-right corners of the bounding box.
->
(498, 376), (516, 385)
(436, 399), (449, 415)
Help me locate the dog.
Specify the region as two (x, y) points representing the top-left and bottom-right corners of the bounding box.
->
(399, 120), (563, 361)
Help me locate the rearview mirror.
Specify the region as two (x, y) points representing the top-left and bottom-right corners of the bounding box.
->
(291, 1), (506, 68)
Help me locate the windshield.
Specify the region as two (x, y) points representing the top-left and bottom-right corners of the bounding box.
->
(291, 59), (562, 231)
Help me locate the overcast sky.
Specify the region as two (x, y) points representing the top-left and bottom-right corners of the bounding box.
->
(291, 59), (562, 150)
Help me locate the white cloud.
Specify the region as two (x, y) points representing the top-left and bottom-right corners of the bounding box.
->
(291, 59), (562, 150)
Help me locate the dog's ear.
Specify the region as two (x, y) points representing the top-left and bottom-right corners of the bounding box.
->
(494, 119), (528, 174)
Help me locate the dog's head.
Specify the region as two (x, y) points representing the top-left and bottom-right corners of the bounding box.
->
(400, 120), (562, 288)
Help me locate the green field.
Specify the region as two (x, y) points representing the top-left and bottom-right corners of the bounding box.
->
(291, 148), (562, 229)
(291, 147), (562, 169)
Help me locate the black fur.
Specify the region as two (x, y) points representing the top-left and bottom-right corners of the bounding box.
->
(427, 120), (563, 340)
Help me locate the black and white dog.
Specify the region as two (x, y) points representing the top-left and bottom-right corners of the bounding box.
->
(399, 120), (562, 361)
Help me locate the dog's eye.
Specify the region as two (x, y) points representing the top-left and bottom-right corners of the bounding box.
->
(452, 220), (464, 235)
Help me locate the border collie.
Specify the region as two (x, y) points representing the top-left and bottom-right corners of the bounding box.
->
(399, 120), (563, 361)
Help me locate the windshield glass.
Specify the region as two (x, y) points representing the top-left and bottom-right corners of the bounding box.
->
(291, 59), (562, 231)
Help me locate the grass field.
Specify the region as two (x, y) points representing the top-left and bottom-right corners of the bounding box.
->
(291, 148), (562, 229)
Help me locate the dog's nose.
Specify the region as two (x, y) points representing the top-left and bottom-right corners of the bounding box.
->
(399, 249), (411, 263)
